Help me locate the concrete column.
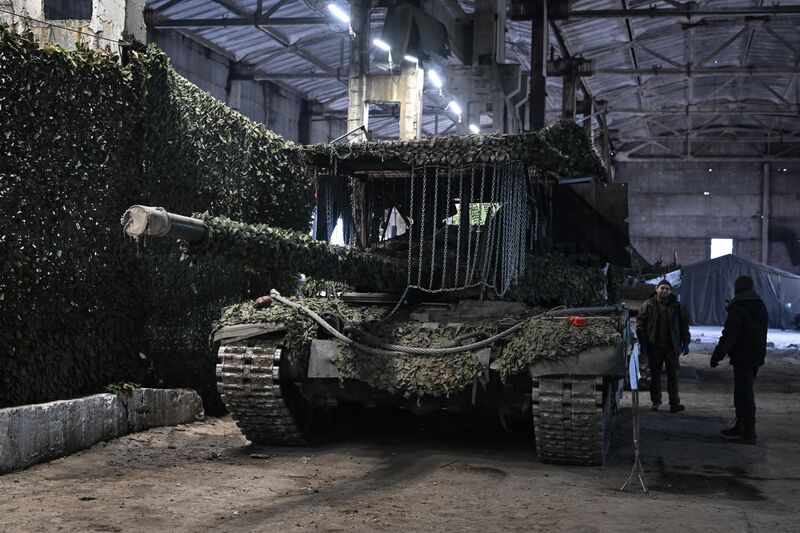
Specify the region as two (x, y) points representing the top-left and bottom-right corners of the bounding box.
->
(582, 100), (593, 138)
(226, 79), (242, 111)
(124, 0), (148, 44)
(347, 0), (370, 136)
(299, 100), (312, 145)
(561, 73), (577, 119)
(761, 162), (770, 264)
(400, 66), (424, 140)
(366, 65), (424, 140)
(529, 0), (547, 131)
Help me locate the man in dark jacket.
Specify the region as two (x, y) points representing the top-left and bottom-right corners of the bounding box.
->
(710, 275), (768, 444)
(637, 279), (691, 413)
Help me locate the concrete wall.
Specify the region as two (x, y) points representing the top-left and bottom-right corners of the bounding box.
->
(1, 0), (127, 50)
(309, 117), (346, 144)
(616, 161), (800, 273)
(0, 388), (203, 474)
(149, 29), (322, 143)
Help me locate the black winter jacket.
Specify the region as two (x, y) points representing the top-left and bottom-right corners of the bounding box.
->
(711, 289), (769, 367)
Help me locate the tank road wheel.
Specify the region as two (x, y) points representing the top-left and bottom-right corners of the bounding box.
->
(531, 376), (612, 466)
(216, 338), (312, 445)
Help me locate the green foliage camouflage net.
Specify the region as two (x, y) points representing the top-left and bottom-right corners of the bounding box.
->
(1, 30), (148, 406)
(507, 253), (609, 307)
(0, 29), (313, 408)
(185, 214), (406, 293)
(295, 119), (603, 180)
(497, 318), (622, 382)
(214, 299), (488, 398)
(135, 50), (313, 411)
(214, 299), (622, 398)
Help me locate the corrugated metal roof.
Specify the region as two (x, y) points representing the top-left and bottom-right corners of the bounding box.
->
(144, 0), (800, 157)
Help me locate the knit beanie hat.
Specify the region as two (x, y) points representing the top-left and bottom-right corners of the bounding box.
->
(734, 275), (754, 294)
(656, 279), (672, 289)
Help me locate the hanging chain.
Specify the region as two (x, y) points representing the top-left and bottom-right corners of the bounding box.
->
(406, 166), (415, 289)
(464, 165), (475, 285)
(441, 166), (452, 289)
(417, 164), (428, 286)
(469, 164), (486, 281)
(428, 166), (439, 290)
(481, 163), (499, 287)
(453, 165), (463, 286)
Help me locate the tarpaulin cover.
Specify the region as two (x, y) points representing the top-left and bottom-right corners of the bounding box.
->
(676, 254), (800, 329)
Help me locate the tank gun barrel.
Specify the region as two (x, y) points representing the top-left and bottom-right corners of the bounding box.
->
(120, 206), (409, 293)
(121, 205), (208, 244)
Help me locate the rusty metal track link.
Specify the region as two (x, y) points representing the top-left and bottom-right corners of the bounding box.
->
(532, 376), (606, 465)
(216, 340), (306, 445)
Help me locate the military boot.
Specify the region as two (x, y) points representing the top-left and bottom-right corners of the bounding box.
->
(720, 419), (743, 438)
(730, 424), (757, 445)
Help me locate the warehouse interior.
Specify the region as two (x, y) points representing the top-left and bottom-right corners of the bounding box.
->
(1, 1), (800, 531)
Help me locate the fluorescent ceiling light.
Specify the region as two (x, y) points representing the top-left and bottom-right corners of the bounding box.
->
(428, 70), (443, 88)
(327, 4), (350, 24)
(373, 38), (391, 51)
(447, 101), (462, 115)
(403, 54), (419, 63)
(469, 124), (480, 134)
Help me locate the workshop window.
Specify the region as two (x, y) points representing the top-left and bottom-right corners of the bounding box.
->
(710, 238), (733, 259)
(44, 0), (92, 20)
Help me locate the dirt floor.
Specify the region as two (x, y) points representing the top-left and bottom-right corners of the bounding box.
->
(2, 342), (800, 533)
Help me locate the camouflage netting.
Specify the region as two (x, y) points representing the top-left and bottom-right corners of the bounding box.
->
(507, 253), (609, 307)
(185, 213), (611, 308)
(335, 350), (482, 399)
(539, 120), (606, 180)
(215, 299), (502, 397)
(294, 120), (605, 180)
(214, 298), (386, 364)
(497, 318), (622, 382)
(183, 210), (611, 308)
(333, 315), (511, 397)
(214, 298), (622, 398)
(1, 29), (147, 406)
(184, 214), (407, 293)
(0, 29), (313, 409)
(136, 51), (315, 412)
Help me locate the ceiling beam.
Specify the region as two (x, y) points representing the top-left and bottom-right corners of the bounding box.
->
(149, 16), (330, 28)
(152, 0), (185, 15)
(557, 7), (800, 19)
(589, 17), (771, 64)
(592, 67), (800, 76)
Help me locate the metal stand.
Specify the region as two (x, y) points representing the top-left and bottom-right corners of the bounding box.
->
(620, 389), (648, 492)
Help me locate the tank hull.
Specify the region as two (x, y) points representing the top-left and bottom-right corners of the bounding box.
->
(215, 299), (630, 465)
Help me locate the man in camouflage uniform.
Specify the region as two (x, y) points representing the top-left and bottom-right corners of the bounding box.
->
(637, 279), (691, 412)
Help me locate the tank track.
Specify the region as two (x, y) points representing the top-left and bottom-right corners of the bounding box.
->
(216, 338), (307, 445)
(532, 376), (611, 466)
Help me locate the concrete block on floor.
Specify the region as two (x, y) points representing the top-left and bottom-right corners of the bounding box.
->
(126, 388), (204, 433)
(0, 389), (203, 474)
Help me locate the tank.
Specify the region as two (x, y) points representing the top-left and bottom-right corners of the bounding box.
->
(122, 122), (634, 465)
